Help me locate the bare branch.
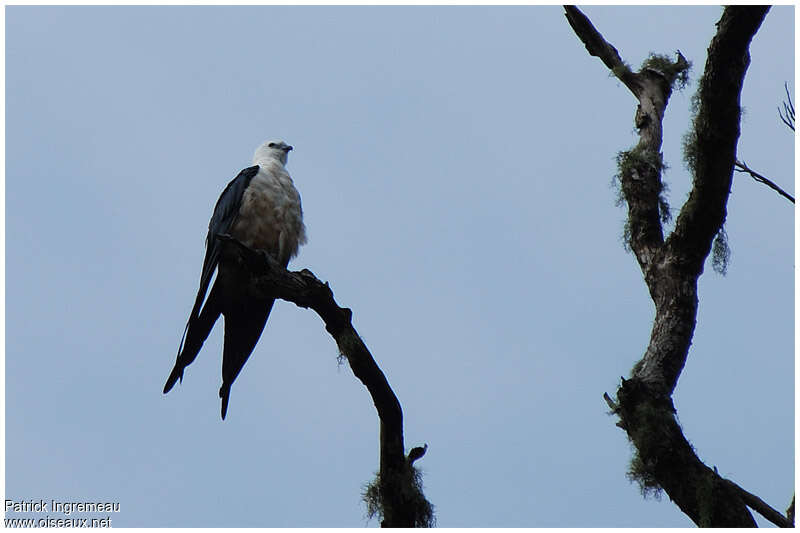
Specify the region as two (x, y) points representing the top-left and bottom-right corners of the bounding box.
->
(217, 234), (433, 527)
(407, 444), (428, 466)
(721, 477), (793, 528)
(563, 6), (641, 97)
(734, 159), (795, 203)
(602, 392), (618, 411)
(779, 81), (795, 131)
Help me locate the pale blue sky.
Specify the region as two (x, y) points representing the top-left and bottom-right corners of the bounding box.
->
(5, 5), (794, 527)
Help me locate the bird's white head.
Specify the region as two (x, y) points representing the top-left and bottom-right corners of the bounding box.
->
(253, 139), (293, 167)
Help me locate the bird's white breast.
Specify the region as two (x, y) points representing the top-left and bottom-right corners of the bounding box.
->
(231, 160), (306, 266)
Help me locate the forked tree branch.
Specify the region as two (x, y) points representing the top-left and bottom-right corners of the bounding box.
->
(567, 7), (689, 278)
(217, 234), (433, 528)
(565, 5), (782, 527)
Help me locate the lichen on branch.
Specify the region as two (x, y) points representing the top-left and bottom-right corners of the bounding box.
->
(564, 5), (782, 527)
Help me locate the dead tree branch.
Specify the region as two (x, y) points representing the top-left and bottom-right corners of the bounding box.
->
(567, 6), (689, 274)
(565, 5), (778, 527)
(734, 159), (795, 204)
(564, 6), (641, 96)
(671, 6), (770, 281)
(720, 478), (793, 528)
(217, 234), (433, 528)
(779, 81), (795, 131)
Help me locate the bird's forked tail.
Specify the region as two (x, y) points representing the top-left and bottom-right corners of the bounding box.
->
(219, 383), (231, 420)
(163, 364), (184, 394)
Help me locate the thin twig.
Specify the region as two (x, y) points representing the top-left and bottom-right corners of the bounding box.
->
(721, 478), (793, 528)
(734, 159), (795, 204)
(603, 392), (618, 411)
(778, 82), (794, 131)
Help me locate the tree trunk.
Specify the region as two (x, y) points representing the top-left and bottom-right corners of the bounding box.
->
(565, 5), (791, 527)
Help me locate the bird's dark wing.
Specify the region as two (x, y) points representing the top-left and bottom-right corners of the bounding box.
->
(192, 165), (260, 324)
(164, 165), (260, 394)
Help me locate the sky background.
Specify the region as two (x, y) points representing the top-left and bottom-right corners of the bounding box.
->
(5, 5), (794, 528)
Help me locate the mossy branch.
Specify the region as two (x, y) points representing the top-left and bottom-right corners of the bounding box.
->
(566, 5), (777, 527)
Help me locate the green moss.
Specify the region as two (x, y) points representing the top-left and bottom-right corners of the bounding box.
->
(616, 381), (680, 501)
(611, 62), (634, 81)
(711, 226), (731, 275)
(658, 184), (672, 224)
(696, 470), (716, 527)
(362, 474), (382, 523)
(361, 466), (435, 528)
(616, 147), (666, 179)
(409, 466), (435, 528)
(641, 52), (692, 91)
(612, 148), (671, 249)
(682, 91), (703, 178)
(641, 53), (673, 72)
(627, 450), (664, 500)
(681, 131), (698, 176)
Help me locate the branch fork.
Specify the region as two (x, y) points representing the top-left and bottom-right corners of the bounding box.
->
(565, 5), (785, 527)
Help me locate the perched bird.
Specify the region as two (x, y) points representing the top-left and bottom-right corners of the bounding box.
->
(163, 140), (307, 419)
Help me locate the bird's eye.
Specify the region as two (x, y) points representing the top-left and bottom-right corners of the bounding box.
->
(268, 142), (276, 148)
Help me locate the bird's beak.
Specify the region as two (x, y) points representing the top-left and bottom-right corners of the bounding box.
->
(284, 145), (293, 152)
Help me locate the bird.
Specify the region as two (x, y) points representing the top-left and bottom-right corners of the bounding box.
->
(163, 140), (307, 419)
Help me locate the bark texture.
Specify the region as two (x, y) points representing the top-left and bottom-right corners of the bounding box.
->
(218, 235), (433, 527)
(565, 5), (790, 527)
